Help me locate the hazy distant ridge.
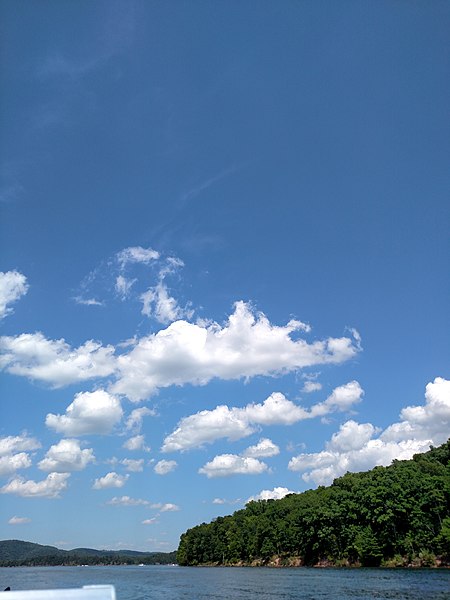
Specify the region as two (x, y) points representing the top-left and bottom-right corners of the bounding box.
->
(0, 540), (177, 566)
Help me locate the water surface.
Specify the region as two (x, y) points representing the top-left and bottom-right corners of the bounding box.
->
(1, 565), (449, 600)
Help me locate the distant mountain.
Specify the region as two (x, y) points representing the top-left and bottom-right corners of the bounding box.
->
(0, 540), (64, 562)
(0, 540), (177, 566)
(69, 547), (152, 557)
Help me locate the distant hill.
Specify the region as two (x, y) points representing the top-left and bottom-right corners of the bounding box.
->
(178, 440), (450, 567)
(0, 540), (177, 566)
(0, 540), (64, 562)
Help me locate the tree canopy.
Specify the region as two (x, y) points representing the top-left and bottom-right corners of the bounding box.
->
(177, 441), (450, 567)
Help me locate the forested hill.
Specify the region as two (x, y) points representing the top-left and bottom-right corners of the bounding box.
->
(0, 540), (177, 566)
(177, 441), (450, 567)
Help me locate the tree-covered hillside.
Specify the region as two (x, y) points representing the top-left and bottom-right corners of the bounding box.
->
(0, 540), (177, 567)
(177, 441), (450, 567)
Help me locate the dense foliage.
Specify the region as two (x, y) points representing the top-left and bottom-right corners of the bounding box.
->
(0, 540), (177, 567)
(177, 441), (450, 567)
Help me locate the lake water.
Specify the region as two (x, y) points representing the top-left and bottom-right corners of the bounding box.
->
(0, 565), (449, 600)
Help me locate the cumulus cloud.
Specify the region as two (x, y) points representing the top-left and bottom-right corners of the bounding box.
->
(289, 437), (431, 487)
(38, 439), (95, 472)
(243, 438), (280, 458)
(121, 459), (144, 472)
(302, 381), (322, 393)
(106, 495), (149, 506)
(150, 502), (180, 512)
(92, 472), (128, 490)
(0, 333), (116, 387)
(0, 302), (359, 402)
(0, 453), (32, 477)
(247, 487), (297, 502)
(162, 384), (362, 453)
(46, 390), (123, 436)
(309, 381), (364, 418)
(117, 246), (160, 269)
(112, 301), (360, 401)
(141, 282), (192, 325)
(0, 434), (40, 477)
(154, 460), (177, 475)
(0, 270), (29, 319)
(381, 377), (450, 444)
(327, 420), (378, 453)
(288, 377), (450, 486)
(161, 404), (255, 452)
(199, 454), (269, 478)
(8, 516), (31, 525)
(123, 435), (150, 452)
(125, 407), (156, 432)
(1, 472), (70, 498)
(0, 434), (40, 457)
(244, 392), (309, 426)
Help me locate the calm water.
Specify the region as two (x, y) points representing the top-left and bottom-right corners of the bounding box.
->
(0, 565), (449, 600)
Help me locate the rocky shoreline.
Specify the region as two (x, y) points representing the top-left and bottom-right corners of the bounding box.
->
(195, 553), (449, 569)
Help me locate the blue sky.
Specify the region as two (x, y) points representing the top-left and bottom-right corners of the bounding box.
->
(0, 1), (449, 552)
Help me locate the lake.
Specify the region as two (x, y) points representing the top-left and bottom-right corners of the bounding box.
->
(0, 565), (449, 600)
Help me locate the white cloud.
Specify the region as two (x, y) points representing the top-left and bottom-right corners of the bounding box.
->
(199, 454), (269, 478)
(121, 459), (144, 472)
(381, 377), (450, 444)
(0, 453), (32, 476)
(0, 434), (40, 457)
(140, 282), (192, 325)
(0, 302), (359, 403)
(0, 333), (116, 387)
(106, 495), (149, 506)
(1, 472), (70, 498)
(8, 516), (31, 525)
(0, 434), (40, 477)
(74, 297), (103, 306)
(302, 381), (322, 393)
(154, 460), (177, 475)
(142, 518), (158, 525)
(38, 439), (95, 472)
(112, 301), (360, 401)
(247, 487), (297, 502)
(46, 390), (123, 436)
(125, 407), (156, 432)
(244, 392), (309, 426)
(92, 472), (129, 490)
(117, 246), (160, 269)
(243, 438), (280, 458)
(309, 381), (364, 417)
(162, 384), (362, 453)
(123, 435), (150, 452)
(161, 404), (255, 452)
(327, 420), (378, 453)
(150, 502), (180, 512)
(288, 377), (450, 486)
(212, 497), (242, 506)
(289, 438), (432, 487)
(0, 270), (29, 319)
(115, 276), (136, 300)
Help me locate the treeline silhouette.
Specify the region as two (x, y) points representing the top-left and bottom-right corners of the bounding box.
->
(177, 441), (450, 567)
(0, 540), (177, 567)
